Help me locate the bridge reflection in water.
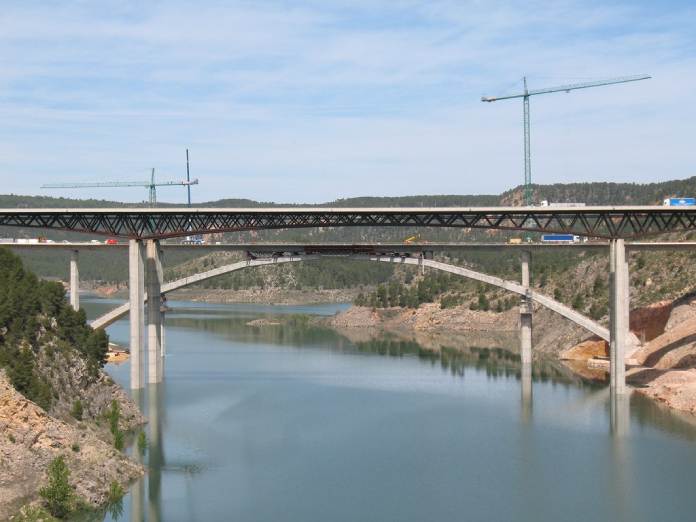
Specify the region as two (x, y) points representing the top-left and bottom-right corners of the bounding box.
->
(94, 299), (696, 521)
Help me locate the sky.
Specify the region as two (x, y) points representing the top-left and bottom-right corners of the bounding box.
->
(0, 0), (694, 204)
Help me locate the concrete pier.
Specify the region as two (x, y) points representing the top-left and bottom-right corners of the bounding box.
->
(146, 240), (163, 384)
(69, 250), (79, 311)
(520, 363), (533, 423)
(129, 240), (145, 390)
(610, 391), (630, 437)
(520, 251), (532, 365)
(610, 239), (628, 395)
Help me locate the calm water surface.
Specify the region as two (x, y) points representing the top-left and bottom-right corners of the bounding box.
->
(82, 297), (696, 522)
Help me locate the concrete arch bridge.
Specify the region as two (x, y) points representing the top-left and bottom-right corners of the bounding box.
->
(91, 253), (639, 388)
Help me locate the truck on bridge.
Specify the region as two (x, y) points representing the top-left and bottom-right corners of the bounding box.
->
(663, 197), (696, 207)
(541, 234), (581, 243)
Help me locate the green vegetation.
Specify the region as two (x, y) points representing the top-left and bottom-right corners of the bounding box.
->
(0, 249), (109, 409)
(13, 505), (58, 522)
(514, 177), (696, 206)
(39, 456), (74, 518)
(71, 399), (83, 420)
(107, 399), (125, 450)
(137, 431), (148, 454)
(107, 481), (124, 503)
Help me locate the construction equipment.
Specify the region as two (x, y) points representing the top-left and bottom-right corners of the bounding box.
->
(482, 75), (651, 206)
(42, 168), (198, 207)
(186, 149), (192, 207)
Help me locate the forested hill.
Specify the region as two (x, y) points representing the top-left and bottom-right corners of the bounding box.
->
(3, 174), (694, 209)
(502, 177), (696, 206)
(0, 249), (108, 409)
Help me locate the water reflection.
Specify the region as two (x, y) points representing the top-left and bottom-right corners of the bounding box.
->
(520, 363), (533, 423)
(97, 301), (696, 522)
(147, 384), (164, 522)
(130, 390), (145, 522)
(610, 392), (630, 438)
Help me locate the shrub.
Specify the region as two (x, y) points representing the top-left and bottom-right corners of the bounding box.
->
(113, 430), (124, 451)
(39, 456), (74, 518)
(71, 400), (83, 421)
(572, 293), (585, 311)
(107, 400), (120, 435)
(137, 431), (148, 455)
(71, 443), (80, 453)
(106, 480), (125, 519)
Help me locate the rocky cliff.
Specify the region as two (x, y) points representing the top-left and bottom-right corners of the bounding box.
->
(0, 370), (143, 520)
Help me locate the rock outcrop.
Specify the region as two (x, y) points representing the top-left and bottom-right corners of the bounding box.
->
(0, 371), (143, 519)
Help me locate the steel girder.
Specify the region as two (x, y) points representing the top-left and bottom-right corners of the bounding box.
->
(1, 207), (696, 239)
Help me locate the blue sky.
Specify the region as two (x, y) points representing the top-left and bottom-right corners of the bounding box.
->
(1, 0), (694, 203)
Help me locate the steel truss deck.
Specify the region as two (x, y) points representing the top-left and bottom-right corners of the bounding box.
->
(1, 206), (696, 239)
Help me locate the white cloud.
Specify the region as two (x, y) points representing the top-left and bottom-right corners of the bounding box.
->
(0, 0), (694, 202)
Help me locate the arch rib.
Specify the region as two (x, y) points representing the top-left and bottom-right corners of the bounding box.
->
(90, 256), (315, 329)
(358, 255), (611, 341)
(92, 254), (634, 348)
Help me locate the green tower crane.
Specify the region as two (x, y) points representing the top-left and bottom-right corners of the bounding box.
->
(481, 74), (651, 206)
(42, 168), (199, 207)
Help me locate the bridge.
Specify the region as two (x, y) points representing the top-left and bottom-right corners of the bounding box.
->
(4, 204), (696, 397)
(2, 205), (696, 239)
(90, 253), (628, 340)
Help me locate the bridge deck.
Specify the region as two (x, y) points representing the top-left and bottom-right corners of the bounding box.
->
(2, 206), (696, 239)
(4, 241), (696, 252)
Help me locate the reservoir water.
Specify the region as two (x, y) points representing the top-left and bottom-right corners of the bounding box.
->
(84, 298), (696, 522)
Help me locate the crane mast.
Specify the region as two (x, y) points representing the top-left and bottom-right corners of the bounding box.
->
(482, 74), (651, 206)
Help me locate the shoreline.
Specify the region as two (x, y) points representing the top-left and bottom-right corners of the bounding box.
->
(97, 293), (696, 417)
(323, 302), (696, 417)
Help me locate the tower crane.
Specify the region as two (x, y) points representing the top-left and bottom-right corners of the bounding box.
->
(482, 74), (651, 206)
(41, 168), (198, 207)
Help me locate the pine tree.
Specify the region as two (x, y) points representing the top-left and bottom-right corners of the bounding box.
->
(40, 456), (74, 518)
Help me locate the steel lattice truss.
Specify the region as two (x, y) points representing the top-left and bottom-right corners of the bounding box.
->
(1, 207), (696, 239)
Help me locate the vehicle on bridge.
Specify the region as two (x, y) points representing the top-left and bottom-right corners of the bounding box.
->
(663, 197), (695, 207)
(539, 200), (586, 207)
(182, 235), (206, 245)
(541, 234), (582, 243)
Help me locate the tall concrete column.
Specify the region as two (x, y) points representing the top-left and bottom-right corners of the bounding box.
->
(69, 250), (79, 311)
(146, 240), (163, 384)
(520, 251), (532, 365)
(129, 240), (145, 390)
(610, 239), (628, 395)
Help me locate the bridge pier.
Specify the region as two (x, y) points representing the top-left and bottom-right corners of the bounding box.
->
(146, 240), (163, 384)
(610, 239), (629, 395)
(129, 240), (145, 390)
(520, 251), (532, 364)
(69, 250), (79, 311)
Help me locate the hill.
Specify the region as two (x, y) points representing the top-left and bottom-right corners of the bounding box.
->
(0, 249), (143, 518)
